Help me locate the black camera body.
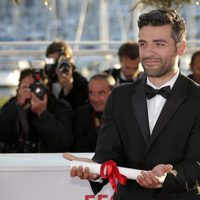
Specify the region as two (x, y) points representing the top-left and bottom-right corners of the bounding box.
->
(30, 81), (47, 100)
(45, 57), (72, 83)
(57, 58), (72, 74)
(44, 59), (58, 83)
(32, 68), (45, 81)
(30, 68), (47, 100)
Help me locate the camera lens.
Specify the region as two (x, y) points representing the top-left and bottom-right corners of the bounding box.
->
(58, 59), (71, 74)
(30, 82), (47, 100)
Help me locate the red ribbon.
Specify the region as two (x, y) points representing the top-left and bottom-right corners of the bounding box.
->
(100, 160), (127, 193)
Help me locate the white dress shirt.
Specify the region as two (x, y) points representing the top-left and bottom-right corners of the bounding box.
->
(146, 70), (179, 134)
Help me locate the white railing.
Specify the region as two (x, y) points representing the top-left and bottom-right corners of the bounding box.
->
(0, 40), (199, 57)
(0, 40), (198, 97)
(0, 40), (198, 78)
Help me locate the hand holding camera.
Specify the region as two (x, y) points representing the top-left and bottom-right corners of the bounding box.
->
(17, 65), (48, 113)
(30, 92), (48, 116)
(29, 68), (48, 115)
(45, 52), (74, 96)
(17, 80), (47, 114)
(16, 83), (32, 107)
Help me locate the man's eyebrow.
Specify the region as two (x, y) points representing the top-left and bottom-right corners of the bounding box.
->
(153, 39), (168, 43)
(138, 39), (145, 43)
(138, 39), (168, 43)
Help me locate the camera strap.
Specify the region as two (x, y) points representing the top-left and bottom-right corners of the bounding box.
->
(16, 107), (30, 143)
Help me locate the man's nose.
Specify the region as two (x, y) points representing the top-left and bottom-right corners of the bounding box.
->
(91, 94), (100, 102)
(145, 43), (157, 53)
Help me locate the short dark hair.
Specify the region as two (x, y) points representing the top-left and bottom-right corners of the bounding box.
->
(118, 42), (139, 62)
(46, 40), (73, 61)
(138, 8), (186, 44)
(89, 73), (116, 90)
(18, 68), (33, 84)
(190, 50), (200, 66)
(46, 40), (76, 71)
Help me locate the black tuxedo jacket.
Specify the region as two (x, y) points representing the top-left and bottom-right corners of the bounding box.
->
(92, 74), (200, 200)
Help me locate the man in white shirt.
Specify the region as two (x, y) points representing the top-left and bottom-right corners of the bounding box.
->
(64, 7), (200, 200)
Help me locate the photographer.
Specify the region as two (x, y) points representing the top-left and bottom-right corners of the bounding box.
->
(105, 42), (143, 85)
(0, 68), (74, 153)
(45, 40), (88, 110)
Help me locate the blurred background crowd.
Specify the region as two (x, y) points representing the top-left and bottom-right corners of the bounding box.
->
(0, 0), (200, 153)
(1, 0), (200, 100)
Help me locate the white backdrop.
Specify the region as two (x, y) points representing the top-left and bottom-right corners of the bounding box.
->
(0, 153), (113, 200)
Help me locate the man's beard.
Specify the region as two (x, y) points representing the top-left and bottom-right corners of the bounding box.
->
(141, 58), (169, 77)
(143, 65), (168, 77)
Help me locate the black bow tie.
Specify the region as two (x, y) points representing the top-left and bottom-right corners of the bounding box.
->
(145, 85), (171, 99)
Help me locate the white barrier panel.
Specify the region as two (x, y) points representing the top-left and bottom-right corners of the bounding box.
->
(0, 153), (113, 200)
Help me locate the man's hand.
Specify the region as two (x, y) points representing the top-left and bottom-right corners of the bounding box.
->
(136, 164), (173, 189)
(16, 83), (32, 106)
(63, 153), (100, 180)
(30, 93), (48, 116)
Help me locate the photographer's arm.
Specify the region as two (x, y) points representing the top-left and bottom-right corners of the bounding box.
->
(0, 83), (32, 142)
(16, 83), (32, 108)
(32, 97), (74, 152)
(0, 98), (20, 142)
(30, 93), (47, 116)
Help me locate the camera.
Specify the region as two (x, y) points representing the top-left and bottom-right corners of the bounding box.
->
(45, 57), (72, 82)
(57, 58), (72, 74)
(30, 81), (47, 100)
(32, 67), (45, 81)
(30, 68), (47, 100)
(44, 58), (58, 83)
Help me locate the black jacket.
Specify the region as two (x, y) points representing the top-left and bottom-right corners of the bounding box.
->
(0, 95), (74, 153)
(92, 74), (200, 199)
(73, 104), (100, 152)
(59, 71), (88, 110)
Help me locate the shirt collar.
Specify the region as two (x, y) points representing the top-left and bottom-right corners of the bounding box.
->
(147, 68), (179, 90)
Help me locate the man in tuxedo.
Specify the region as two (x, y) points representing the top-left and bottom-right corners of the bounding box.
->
(64, 8), (200, 199)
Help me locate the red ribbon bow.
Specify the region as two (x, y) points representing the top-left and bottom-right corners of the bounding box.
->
(100, 160), (127, 193)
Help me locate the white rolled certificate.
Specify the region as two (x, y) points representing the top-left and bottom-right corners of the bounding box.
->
(70, 160), (143, 180)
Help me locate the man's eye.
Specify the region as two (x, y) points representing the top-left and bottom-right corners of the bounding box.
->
(139, 42), (145, 47)
(99, 91), (106, 96)
(156, 42), (165, 46)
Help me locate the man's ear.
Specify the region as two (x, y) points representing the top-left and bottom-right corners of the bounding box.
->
(177, 41), (186, 56)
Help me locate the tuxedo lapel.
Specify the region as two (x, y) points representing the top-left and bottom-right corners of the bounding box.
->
(131, 78), (150, 144)
(145, 75), (188, 151)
